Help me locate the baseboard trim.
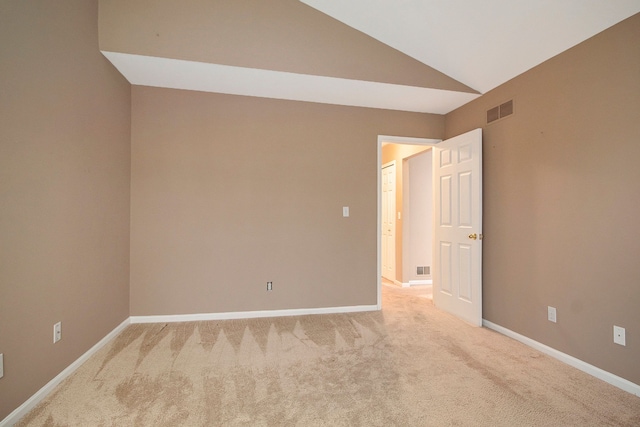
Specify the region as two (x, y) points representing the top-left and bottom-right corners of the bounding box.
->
(1, 318), (130, 427)
(3, 304), (380, 425)
(407, 280), (433, 286)
(130, 304), (380, 324)
(483, 319), (640, 397)
(8, 313), (637, 424)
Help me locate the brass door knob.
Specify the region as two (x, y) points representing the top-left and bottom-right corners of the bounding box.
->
(468, 233), (477, 240)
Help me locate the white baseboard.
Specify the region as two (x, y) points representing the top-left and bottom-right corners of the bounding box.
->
(1, 318), (130, 427)
(407, 280), (433, 286)
(130, 304), (379, 324)
(483, 319), (640, 398)
(3, 304), (380, 425)
(7, 313), (637, 425)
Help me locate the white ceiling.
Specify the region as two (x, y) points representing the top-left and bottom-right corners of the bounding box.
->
(300, 0), (640, 94)
(105, 1), (640, 114)
(103, 51), (479, 114)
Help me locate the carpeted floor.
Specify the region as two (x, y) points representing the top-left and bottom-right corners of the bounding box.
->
(16, 285), (640, 426)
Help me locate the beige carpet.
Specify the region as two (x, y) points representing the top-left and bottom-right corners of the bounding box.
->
(17, 285), (640, 426)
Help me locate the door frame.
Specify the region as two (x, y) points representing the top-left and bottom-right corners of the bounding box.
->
(381, 160), (397, 282)
(377, 135), (440, 309)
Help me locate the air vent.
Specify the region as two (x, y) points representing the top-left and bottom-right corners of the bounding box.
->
(487, 99), (514, 124)
(500, 100), (513, 117)
(487, 106), (499, 123)
(416, 266), (431, 275)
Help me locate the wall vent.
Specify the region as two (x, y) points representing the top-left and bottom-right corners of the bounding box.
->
(416, 266), (431, 275)
(487, 106), (499, 123)
(487, 99), (514, 124)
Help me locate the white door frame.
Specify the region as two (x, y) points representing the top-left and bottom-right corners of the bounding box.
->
(381, 160), (397, 282)
(377, 135), (440, 309)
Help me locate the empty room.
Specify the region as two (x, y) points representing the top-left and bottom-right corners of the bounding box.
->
(1, 1), (639, 425)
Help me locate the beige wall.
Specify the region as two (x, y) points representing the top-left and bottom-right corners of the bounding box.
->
(446, 13), (640, 385)
(0, 0), (131, 420)
(130, 87), (444, 315)
(98, 0), (475, 93)
(381, 144), (432, 283)
(404, 150), (433, 283)
(3, 1), (638, 421)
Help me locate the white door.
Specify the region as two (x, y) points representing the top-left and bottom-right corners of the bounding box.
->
(433, 129), (482, 326)
(381, 162), (396, 281)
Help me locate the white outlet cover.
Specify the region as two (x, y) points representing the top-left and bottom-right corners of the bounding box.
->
(614, 325), (626, 346)
(0, 353), (3, 379)
(342, 206), (349, 217)
(53, 322), (62, 343)
(547, 306), (557, 323)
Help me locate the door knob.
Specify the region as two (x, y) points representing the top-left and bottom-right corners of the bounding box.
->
(468, 233), (477, 240)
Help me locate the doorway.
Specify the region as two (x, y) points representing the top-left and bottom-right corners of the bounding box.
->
(377, 130), (484, 326)
(377, 136), (439, 309)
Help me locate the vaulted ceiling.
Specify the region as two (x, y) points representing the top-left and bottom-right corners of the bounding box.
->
(101, 0), (640, 114)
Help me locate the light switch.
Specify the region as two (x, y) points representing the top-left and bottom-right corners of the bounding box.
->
(343, 206), (349, 217)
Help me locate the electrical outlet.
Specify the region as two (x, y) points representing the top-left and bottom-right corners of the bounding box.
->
(0, 353), (4, 379)
(267, 281), (273, 291)
(614, 325), (626, 346)
(53, 322), (62, 343)
(547, 306), (557, 323)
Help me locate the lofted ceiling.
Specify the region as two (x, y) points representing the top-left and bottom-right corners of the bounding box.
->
(103, 1), (640, 114)
(300, 0), (640, 94)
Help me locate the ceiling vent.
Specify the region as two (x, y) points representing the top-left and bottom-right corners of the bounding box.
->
(487, 99), (514, 124)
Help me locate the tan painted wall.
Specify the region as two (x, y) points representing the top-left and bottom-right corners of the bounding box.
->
(404, 150), (433, 283)
(381, 144), (432, 283)
(130, 87), (444, 315)
(98, 0), (475, 93)
(445, 13), (640, 385)
(4, 1), (637, 420)
(0, 0), (131, 420)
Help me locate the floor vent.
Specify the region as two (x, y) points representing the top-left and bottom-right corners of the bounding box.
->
(487, 99), (514, 124)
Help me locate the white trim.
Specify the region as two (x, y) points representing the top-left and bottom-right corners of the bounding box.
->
(379, 135), (441, 145)
(382, 160), (397, 284)
(408, 279), (433, 286)
(130, 305), (379, 324)
(8, 313), (637, 427)
(3, 304), (379, 425)
(377, 135), (382, 310)
(1, 319), (130, 427)
(483, 320), (640, 398)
